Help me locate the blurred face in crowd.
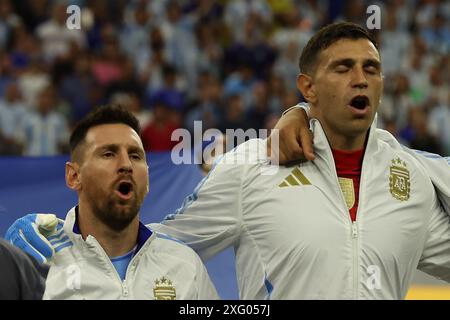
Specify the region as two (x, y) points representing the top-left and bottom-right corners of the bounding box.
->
(53, 3), (67, 25)
(134, 6), (149, 26)
(36, 87), (56, 114)
(75, 55), (91, 75)
(4, 82), (21, 103)
(282, 90), (300, 112)
(0, 0), (12, 19)
(227, 94), (244, 121)
(67, 124), (149, 232)
(298, 38), (383, 149)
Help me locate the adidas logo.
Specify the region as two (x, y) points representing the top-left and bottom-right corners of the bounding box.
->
(279, 167), (311, 187)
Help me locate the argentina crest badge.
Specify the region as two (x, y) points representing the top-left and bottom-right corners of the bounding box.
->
(153, 276), (177, 300)
(389, 157), (410, 201)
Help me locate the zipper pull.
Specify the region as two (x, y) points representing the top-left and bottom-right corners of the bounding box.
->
(351, 222), (358, 239)
(122, 282), (129, 297)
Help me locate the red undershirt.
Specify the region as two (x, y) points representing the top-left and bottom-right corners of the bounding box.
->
(331, 148), (365, 222)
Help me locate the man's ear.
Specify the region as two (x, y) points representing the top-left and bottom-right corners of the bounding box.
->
(66, 162), (81, 191)
(297, 74), (317, 105)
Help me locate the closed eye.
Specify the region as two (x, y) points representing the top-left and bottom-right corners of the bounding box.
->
(335, 66), (350, 73)
(102, 152), (115, 158)
(130, 153), (142, 160)
(364, 65), (379, 74)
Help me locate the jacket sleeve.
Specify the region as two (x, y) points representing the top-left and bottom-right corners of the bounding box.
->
(194, 252), (221, 299)
(418, 187), (450, 282)
(377, 129), (450, 214)
(149, 150), (245, 261)
(401, 149), (450, 214)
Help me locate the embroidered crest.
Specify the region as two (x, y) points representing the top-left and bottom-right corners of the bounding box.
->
(153, 276), (176, 300)
(389, 158), (410, 201)
(338, 177), (355, 209)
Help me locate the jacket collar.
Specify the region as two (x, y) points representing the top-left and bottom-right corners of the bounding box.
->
(64, 206), (153, 255)
(310, 115), (380, 171)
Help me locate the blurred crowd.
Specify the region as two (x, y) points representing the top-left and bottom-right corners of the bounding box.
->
(0, 0), (448, 157)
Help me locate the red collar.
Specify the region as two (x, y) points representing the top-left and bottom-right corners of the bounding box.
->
(331, 148), (365, 172)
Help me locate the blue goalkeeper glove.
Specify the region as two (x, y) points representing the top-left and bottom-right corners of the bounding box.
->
(5, 214), (65, 264)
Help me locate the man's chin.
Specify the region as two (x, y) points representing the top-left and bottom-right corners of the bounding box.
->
(95, 200), (140, 232)
(104, 212), (137, 232)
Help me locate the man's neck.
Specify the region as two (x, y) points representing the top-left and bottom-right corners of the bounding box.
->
(77, 203), (139, 258)
(310, 107), (370, 151)
(326, 131), (368, 151)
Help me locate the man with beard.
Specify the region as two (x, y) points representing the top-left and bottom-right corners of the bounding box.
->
(30, 105), (218, 299)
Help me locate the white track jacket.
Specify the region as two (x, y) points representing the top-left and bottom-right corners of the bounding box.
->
(44, 207), (219, 299)
(152, 118), (450, 299)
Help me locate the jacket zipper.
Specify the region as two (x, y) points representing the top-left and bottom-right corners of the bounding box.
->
(88, 238), (133, 298)
(328, 155), (360, 299)
(351, 221), (358, 299)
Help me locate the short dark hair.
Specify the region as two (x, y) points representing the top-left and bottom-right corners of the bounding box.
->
(70, 105), (141, 161)
(299, 22), (379, 75)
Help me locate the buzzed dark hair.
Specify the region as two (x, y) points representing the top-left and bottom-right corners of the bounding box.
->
(299, 22), (379, 75)
(70, 105), (141, 161)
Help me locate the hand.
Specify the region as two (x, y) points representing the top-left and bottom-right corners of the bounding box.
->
(267, 104), (315, 164)
(5, 214), (64, 264)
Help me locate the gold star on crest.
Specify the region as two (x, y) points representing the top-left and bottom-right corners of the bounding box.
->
(395, 157), (406, 166)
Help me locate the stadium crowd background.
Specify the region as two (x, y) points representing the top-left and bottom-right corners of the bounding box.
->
(0, 0), (448, 157)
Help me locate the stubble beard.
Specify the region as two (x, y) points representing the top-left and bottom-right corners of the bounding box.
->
(89, 192), (142, 232)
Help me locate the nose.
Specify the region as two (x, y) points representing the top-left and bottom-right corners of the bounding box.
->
(351, 66), (368, 89)
(118, 151), (133, 174)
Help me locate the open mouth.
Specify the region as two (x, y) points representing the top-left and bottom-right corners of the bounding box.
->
(115, 181), (133, 199)
(349, 95), (370, 110)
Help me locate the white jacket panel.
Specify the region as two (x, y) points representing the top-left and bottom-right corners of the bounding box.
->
(152, 119), (450, 299)
(44, 207), (219, 300)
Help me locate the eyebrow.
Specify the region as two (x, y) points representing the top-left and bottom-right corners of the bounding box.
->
(96, 144), (145, 156)
(329, 58), (381, 69)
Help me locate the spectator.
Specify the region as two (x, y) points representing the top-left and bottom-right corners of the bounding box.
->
(0, 0), (22, 50)
(409, 107), (442, 155)
(380, 10), (410, 74)
(429, 91), (450, 156)
(17, 58), (50, 108)
(91, 30), (125, 87)
(141, 91), (181, 152)
(0, 81), (26, 154)
(18, 85), (69, 156)
(218, 93), (250, 134)
(246, 81), (271, 130)
(59, 52), (95, 122)
(36, 2), (85, 63)
(110, 92), (152, 129)
(120, 1), (152, 64)
(160, 0), (199, 90)
(224, 0), (272, 43)
(184, 73), (223, 134)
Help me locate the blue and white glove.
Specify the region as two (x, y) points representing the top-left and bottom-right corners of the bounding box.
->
(5, 214), (65, 264)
